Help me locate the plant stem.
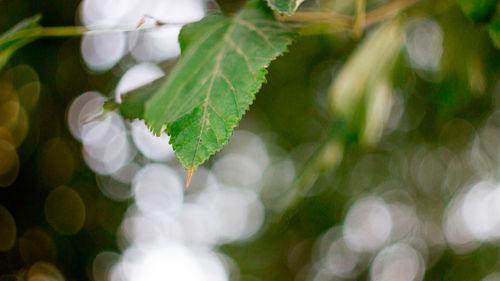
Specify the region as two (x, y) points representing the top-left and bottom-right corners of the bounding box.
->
(0, 23), (183, 47)
(277, 0), (420, 28)
(353, 0), (366, 38)
(277, 11), (353, 27)
(365, 0), (420, 25)
(37, 23), (182, 37)
(37, 26), (94, 37)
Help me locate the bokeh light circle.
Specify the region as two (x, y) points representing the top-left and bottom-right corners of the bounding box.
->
(44, 186), (86, 235)
(0, 205), (16, 251)
(343, 197), (393, 252)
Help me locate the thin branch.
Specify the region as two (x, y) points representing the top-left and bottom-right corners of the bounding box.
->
(277, 0), (420, 29)
(365, 0), (420, 26)
(0, 22), (186, 47)
(353, 0), (366, 38)
(276, 11), (353, 27)
(38, 26), (175, 37)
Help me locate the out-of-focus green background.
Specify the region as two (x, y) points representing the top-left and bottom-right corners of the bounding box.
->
(1, 0), (500, 280)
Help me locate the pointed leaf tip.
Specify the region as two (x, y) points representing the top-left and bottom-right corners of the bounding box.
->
(186, 169), (195, 188)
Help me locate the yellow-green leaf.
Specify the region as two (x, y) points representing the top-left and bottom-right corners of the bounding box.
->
(0, 15), (42, 70)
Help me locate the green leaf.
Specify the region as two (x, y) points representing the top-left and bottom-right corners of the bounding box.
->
(266, 0), (305, 15)
(110, 77), (165, 120)
(117, 0), (295, 171)
(0, 15), (42, 70)
(455, 0), (498, 21)
(328, 20), (403, 146)
(488, 13), (500, 48)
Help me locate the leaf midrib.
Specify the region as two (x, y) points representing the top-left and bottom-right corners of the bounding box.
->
(148, 17), (280, 129)
(188, 19), (240, 168)
(146, 20), (229, 128)
(185, 15), (288, 168)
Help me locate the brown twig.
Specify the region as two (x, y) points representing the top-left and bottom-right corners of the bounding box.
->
(277, 0), (420, 29)
(365, 0), (420, 26)
(276, 11), (353, 27)
(353, 0), (366, 38)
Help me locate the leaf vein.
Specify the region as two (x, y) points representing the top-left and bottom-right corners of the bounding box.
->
(219, 73), (241, 116)
(235, 18), (278, 52)
(189, 21), (239, 167)
(226, 38), (255, 75)
(155, 22), (228, 121)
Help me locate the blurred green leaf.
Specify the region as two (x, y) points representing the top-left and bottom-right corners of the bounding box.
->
(0, 14), (42, 70)
(266, 0), (305, 15)
(108, 77), (164, 120)
(488, 13), (500, 48)
(117, 0), (295, 172)
(455, 0), (498, 21)
(328, 20), (403, 145)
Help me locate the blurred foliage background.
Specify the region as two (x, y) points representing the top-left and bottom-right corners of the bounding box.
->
(1, 0), (500, 280)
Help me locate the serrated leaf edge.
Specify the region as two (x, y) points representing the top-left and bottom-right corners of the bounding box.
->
(266, 0), (304, 15)
(164, 34), (294, 171)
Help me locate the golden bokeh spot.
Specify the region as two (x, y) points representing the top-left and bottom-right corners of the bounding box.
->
(38, 139), (74, 187)
(27, 276), (50, 281)
(10, 65), (39, 89)
(0, 81), (15, 104)
(27, 262), (65, 281)
(0, 139), (20, 187)
(0, 140), (16, 174)
(18, 81), (41, 111)
(19, 228), (57, 265)
(8, 106), (29, 147)
(0, 100), (20, 128)
(0, 205), (16, 251)
(0, 65), (37, 185)
(44, 186), (85, 235)
(0, 127), (14, 144)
